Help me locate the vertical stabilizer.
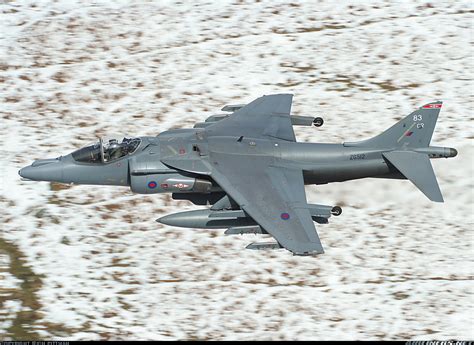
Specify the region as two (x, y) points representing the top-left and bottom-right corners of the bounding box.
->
(349, 101), (442, 148)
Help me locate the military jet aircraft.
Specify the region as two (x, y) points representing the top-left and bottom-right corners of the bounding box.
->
(19, 94), (457, 256)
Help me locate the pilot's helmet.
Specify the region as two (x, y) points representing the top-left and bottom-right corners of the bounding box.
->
(108, 140), (120, 149)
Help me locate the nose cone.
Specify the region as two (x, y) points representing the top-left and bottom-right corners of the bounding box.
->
(157, 213), (183, 227)
(449, 148), (458, 158)
(19, 159), (64, 182)
(156, 209), (212, 228)
(19, 166), (35, 179)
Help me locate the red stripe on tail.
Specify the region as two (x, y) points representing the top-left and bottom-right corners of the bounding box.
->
(422, 104), (442, 109)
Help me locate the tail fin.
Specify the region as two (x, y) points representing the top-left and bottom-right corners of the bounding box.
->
(345, 101), (445, 202)
(347, 101), (442, 148)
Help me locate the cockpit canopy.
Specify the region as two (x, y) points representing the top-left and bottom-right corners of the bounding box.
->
(72, 137), (141, 163)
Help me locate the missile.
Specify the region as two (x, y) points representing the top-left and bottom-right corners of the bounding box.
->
(156, 209), (257, 229)
(157, 204), (342, 229)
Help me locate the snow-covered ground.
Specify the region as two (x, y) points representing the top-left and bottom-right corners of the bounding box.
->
(1, 0), (473, 340)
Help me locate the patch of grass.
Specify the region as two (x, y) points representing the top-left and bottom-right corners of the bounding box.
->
(0, 237), (75, 339)
(50, 182), (72, 192)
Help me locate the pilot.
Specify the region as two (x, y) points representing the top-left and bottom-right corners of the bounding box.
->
(121, 137), (131, 154)
(107, 140), (123, 161)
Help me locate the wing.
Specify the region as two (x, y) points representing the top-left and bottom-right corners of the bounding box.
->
(207, 150), (324, 255)
(205, 94), (297, 142)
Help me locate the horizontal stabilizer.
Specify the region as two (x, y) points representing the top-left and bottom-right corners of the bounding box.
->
(383, 151), (444, 202)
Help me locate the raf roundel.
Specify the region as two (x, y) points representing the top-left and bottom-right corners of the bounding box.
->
(148, 181), (157, 189)
(281, 212), (290, 220)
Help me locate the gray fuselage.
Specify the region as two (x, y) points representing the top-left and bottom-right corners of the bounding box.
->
(20, 130), (453, 193)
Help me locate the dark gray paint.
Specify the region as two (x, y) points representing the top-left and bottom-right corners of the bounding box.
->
(19, 94), (457, 256)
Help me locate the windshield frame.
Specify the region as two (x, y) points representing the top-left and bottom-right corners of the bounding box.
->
(71, 137), (141, 164)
